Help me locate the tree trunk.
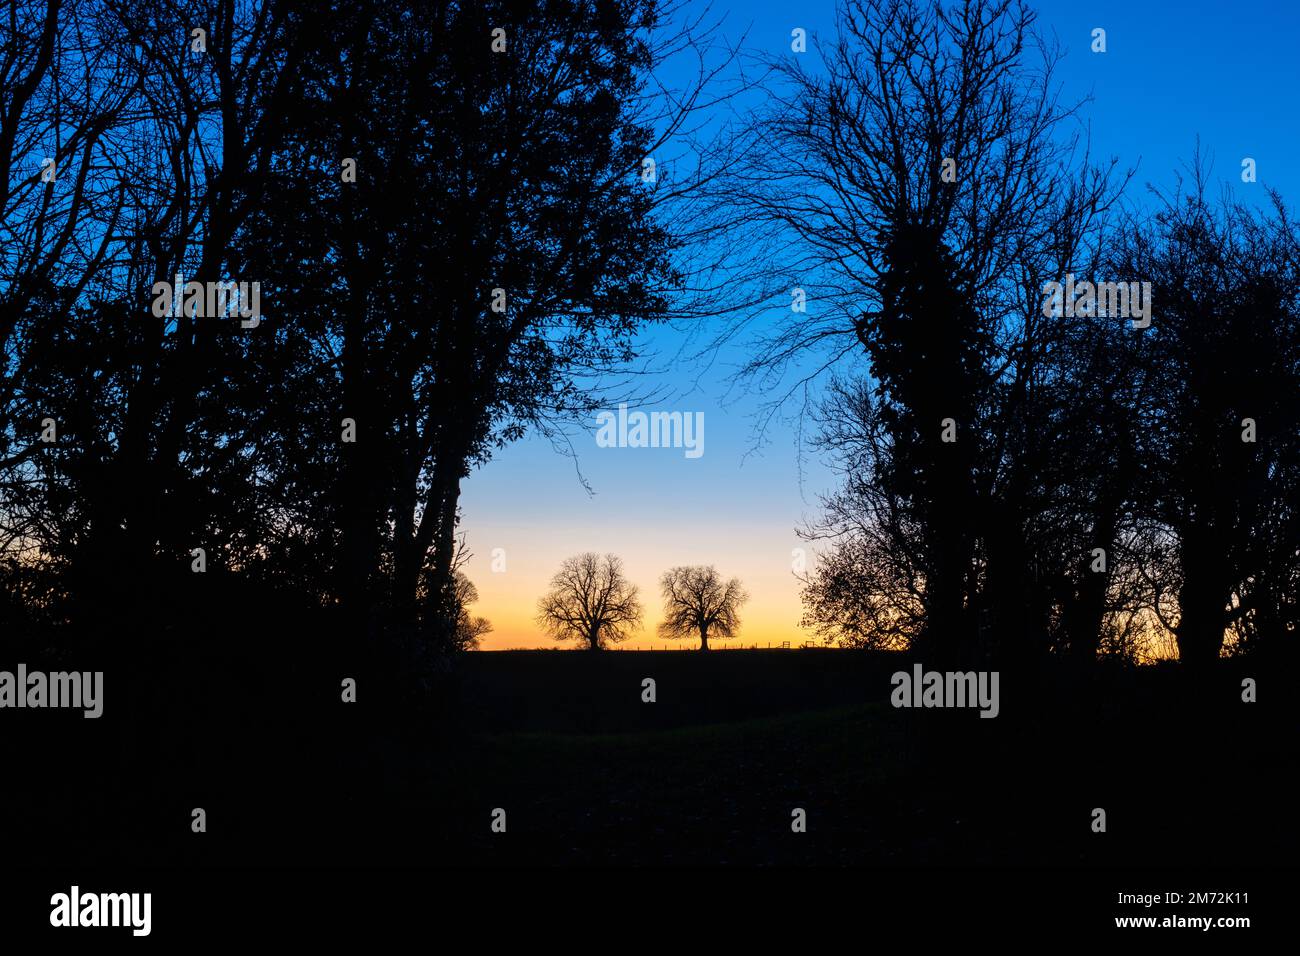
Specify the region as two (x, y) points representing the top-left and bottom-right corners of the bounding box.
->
(1067, 526), (1115, 661)
(1066, 554), (1110, 661)
(698, 624), (709, 651)
(1175, 528), (1231, 665)
(337, 180), (380, 634)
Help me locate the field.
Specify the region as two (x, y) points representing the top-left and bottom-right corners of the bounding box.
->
(6, 643), (1292, 869)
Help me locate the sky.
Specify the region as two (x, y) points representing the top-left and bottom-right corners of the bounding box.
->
(457, 0), (1300, 649)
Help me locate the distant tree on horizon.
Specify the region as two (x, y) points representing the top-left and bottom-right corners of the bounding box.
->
(658, 565), (748, 651)
(537, 553), (643, 651)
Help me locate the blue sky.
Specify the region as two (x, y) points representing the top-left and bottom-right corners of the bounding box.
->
(459, 0), (1300, 648)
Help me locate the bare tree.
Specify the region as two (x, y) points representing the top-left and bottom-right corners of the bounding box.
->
(224, 0), (749, 661)
(450, 571), (492, 652)
(0, 0), (136, 584)
(724, 0), (1126, 660)
(1113, 166), (1300, 664)
(537, 553), (642, 651)
(658, 565), (748, 651)
(1, 0), (309, 626)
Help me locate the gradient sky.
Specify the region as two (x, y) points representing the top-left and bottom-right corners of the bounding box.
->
(458, 0), (1300, 649)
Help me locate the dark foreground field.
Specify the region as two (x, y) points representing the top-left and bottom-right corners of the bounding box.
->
(4, 640), (1296, 868)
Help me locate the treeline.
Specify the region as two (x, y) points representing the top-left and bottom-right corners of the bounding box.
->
(0, 0), (730, 666)
(726, 0), (1300, 664)
(3, 0), (1297, 671)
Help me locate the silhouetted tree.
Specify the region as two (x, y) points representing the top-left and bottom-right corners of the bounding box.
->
(0, 0), (138, 622)
(1, 0), (308, 630)
(797, 377), (926, 649)
(228, 0), (733, 660)
(538, 553), (642, 651)
(1032, 305), (1148, 661)
(1, 0), (741, 668)
(449, 571), (492, 652)
(1115, 169), (1300, 664)
(658, 565), (748, 650)
(734, 0), (1124, 660)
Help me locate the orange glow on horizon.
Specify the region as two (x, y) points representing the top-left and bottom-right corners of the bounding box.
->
(457, 522), (813, 651)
